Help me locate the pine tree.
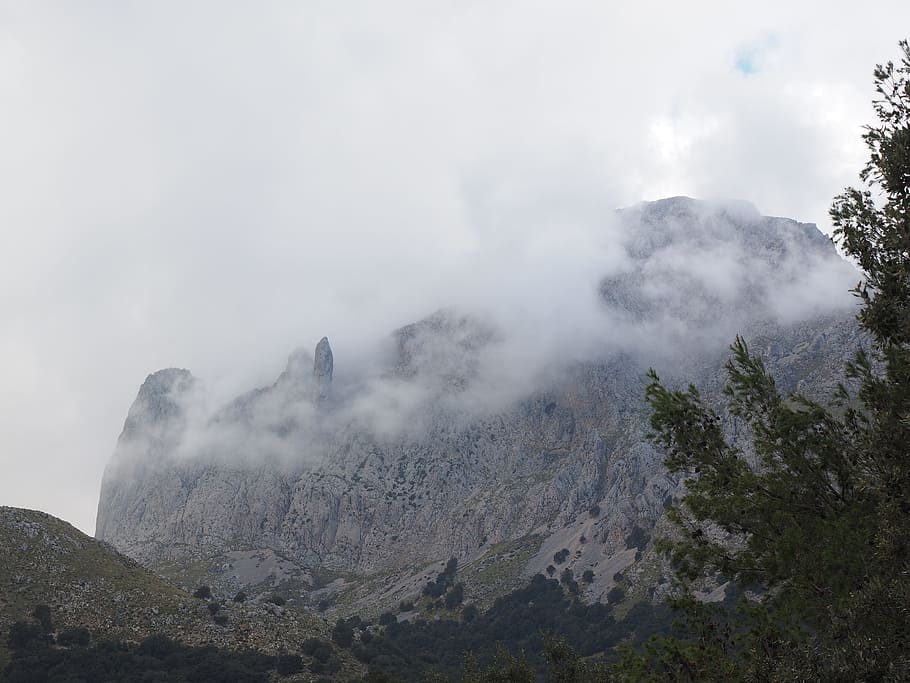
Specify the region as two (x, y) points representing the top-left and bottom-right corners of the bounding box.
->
(619, 41), (910, 681)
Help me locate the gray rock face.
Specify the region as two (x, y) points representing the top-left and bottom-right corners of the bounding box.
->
(313, 337), (333, 400)
(95, 368), (197, 546)
(95, 198), (864, 588)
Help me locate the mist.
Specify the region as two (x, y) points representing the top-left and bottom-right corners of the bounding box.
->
(107, 194), (858, 483)
(0, 1), (903, 533)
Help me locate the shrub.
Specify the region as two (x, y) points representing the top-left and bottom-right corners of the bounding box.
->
(398, 600), (414, 612)
(423, 580), (446, 598)
(233, 591), (247, 603)
(553, 549), (570, 564)
(32, 605), (53, 633)
(266, 594), (286, 606)
(309, 654), (341, 675)
(302, 638), (333, 662)
(8, 621), (50, 650)
(462, 604), (479, 622)
(582, 570), (595, 583)
(589, 504), (601, 518)
(607, 586), (625, 604)
(379, 612), (397, 626)
(444, 583), (464, 609)
(624, 526), (650, 551)
(207, 602), (221, 615)
(332, 619), (354, 647)
(276, 654), (303, 676)
(213, 613), (229, 627)
(57, 627), (91, 647)
(192, 585), (212, 600)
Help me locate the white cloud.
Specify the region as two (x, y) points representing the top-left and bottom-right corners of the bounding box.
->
(0, 1), (904, 532)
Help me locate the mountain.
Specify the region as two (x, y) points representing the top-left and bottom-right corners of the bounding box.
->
(95, 197), (863, 615)
(0, 506), (344, 674)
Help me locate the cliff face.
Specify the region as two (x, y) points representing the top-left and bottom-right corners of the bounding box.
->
(95, 197), (862, 588)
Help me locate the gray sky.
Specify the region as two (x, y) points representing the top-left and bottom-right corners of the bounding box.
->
(1, 1), (907, 534)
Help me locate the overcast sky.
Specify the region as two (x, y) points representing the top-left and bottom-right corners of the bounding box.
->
(1, 1), (907, 534)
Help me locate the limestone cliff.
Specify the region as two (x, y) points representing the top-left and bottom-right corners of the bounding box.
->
(95, 197), (863, 602)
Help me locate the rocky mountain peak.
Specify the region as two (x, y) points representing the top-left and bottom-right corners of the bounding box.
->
(313, 337), (333, 400)
(121, 368), (195, 441)
(618, 196), (836, 261)
(390, 309), (497, 391)
(94, 198), (863, 597)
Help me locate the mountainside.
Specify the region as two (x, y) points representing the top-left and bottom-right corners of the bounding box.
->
(95, 197), (863, 613)
(0, 506), (341, 671)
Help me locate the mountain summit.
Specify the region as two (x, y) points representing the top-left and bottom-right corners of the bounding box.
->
(95, 198), (861, 612)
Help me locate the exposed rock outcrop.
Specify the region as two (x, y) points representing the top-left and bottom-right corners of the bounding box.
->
(314, 337), (333, 401)
(95, 198), (863, 601)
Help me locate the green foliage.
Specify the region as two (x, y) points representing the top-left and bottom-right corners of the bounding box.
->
(424, 556), (460, 599)
(462, 645), (536, 683)
(612, 595), (740, 682)
(445, 582), (465, 608)
(624, 527), (650, 552)
(622, 41), (910, 681)
(332, 618), (355, 647)
(7, 621), (49, 651)
(192, 584), (212, 600)
(276, 653), (303, 676)
(606, 587), (624, 605)
(460, 638), (613, 683)
(56, 627), (91, 648)
(301, 637), (334, 662)
(31, 605), (53, 634)
(343, 573), (674, 681)
(645, 337), (875, 615)
(4, 627), (276, 682)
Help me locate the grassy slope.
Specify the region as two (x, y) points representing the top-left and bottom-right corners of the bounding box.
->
(0, 506), (356, 676)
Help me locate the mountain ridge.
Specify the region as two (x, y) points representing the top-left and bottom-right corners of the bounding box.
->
(94, 197), (863, 615)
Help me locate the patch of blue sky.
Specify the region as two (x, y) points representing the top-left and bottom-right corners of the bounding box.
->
(735, 53), (757, 75)
(733, 34), (779, 76)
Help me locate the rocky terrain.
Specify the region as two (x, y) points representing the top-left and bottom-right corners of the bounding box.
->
(0, 506), (358, 676)
(95, 197), (864, 616)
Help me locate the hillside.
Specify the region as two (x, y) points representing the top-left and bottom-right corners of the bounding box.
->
(0, 506), (352, 675)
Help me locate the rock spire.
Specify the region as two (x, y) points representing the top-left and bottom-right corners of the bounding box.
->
(313, 337), (333, 400)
